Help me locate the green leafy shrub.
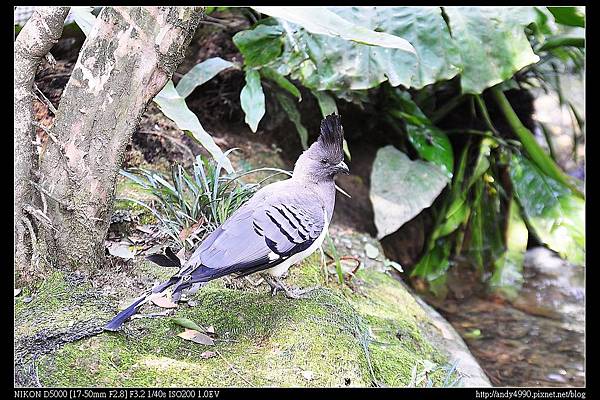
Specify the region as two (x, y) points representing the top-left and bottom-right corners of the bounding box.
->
(222, 6), (585, 296)
(118, 154), (289, 250)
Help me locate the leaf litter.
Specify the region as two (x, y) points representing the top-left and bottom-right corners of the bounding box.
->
(173, 317), (218, 346)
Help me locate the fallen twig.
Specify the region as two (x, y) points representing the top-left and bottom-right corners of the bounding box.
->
(130, 310), (173, 320)
(33, 83), (58, 115)
(325, 256), (362, 280)
(215, 349), (254, 387)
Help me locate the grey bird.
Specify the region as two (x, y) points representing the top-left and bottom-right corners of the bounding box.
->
(105, 114), (349, 331)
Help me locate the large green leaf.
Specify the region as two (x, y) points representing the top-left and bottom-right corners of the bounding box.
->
(259, 67), (301, 100)
(413, 144), (469, 283)
(467, 138), (496, 190)
(509, 153), (585, 265)
(538, 35), (585, 52)
(154, 81), (233, 173)
(235, 7), (548, 98)
(176, 57), (236, 98)
(253, 6), (416, 53)
(240, 70), (266, 133)
(436, 198), (468, 238)
(443, 7), (540, 94)
(268, 7), (460, 91)
(274, 92), (308, 149)
(490, 198), (528, 299)
(387, 89), (454, 178)
(312, 90), (338, 118)
(232, 24), (284, 67)
(469, 180), (486, 272)
(370, 145), (450, 239)
(71, 7), (97, 36)
(547, 6), (585, 28)
(467, 177), (505, 272)
(430, 143), (471, 240)
(490, 86), (582, 195)
(411, 239), (452, 282)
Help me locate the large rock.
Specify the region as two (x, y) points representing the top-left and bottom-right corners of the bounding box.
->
(14, 230), (490, 387)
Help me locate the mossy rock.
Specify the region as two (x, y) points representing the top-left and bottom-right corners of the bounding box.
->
(15, 236), (490, 387)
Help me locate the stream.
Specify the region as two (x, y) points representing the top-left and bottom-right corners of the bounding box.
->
(432, 247), (585, 387)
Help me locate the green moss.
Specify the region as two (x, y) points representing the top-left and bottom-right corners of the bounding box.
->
(15, 271), (111, 339)
(38, 286), (370, 387)
(347, 270), (450, 386)
(31, 254), (455, 387)
(14, 229), (463, 387)
(286, 253), (327, 287)
(113, 176), (157, 224)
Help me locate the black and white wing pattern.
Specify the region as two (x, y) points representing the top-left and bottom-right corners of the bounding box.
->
(184, 190), (326, 282)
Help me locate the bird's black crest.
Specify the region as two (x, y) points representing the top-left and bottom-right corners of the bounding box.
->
(317, 114), (344, 162)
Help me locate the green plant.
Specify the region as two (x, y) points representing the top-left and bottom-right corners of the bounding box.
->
(407, 359), (463, 387)
(117, 154), (290, 249)
(225, 6), (585, 296)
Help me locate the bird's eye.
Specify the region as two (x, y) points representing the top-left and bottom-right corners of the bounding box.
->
(320, 159), (328, 164)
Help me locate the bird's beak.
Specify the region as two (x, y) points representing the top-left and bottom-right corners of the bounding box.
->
(336, 161), (350, 175)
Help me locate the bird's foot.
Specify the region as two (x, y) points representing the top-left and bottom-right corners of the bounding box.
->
(260, 274), (284, 296)
(260, 274), (318, 299)
(281, 285), (319, 299)
(245, 276), (264, 287)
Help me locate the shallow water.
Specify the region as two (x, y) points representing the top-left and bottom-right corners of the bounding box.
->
(432, 247), (585, 387)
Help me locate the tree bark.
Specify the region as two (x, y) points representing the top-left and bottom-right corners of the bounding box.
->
(34, 7), (203, 272)
(14, 7), (70, 279)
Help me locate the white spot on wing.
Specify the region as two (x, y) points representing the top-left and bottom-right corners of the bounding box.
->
(268, 252), (280, 261)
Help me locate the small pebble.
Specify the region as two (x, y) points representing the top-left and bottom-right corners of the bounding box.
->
(365, 243), (379, 259)
(302, 370), (314, 381)
(23, 297), (33, 303)
(200, 351), (216, 359)
(547, 373), (567, 383)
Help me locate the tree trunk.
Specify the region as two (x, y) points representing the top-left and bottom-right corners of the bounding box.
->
(14, 7), (70, 280)
(33, 7), (202, 273)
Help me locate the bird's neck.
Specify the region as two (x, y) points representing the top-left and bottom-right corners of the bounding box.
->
(291, 175), (336, 220)
(292, 170), (332, 184)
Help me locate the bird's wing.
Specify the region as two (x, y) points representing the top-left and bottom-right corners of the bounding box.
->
(184, 190), (326, 281)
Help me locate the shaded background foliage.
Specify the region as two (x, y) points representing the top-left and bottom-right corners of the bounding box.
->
(18, 5), (585, 297)
(172, 6), (584, 298)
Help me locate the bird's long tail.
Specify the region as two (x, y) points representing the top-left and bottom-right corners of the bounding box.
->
(104, 275), (184, 331)
(103, 294), (150, 331)
(104, 250), (187, 331)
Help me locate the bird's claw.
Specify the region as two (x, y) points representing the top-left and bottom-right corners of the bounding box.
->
(270, 285), (280, 297)
(261, 274), (318, 299)
(281, 286), (319, 299)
